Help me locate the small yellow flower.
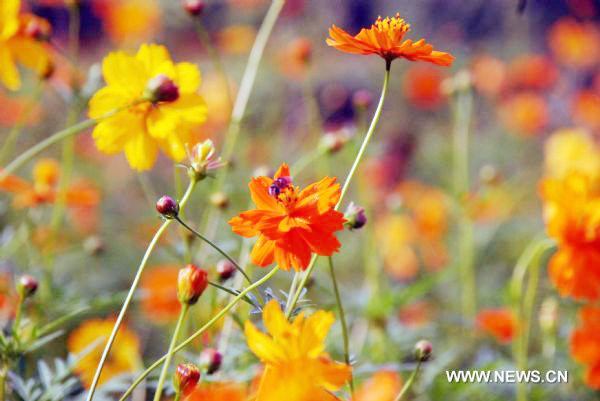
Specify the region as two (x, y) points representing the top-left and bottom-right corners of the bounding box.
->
(0, 0), (51, 90)
(245, 300), (351, 401)
(544, 128), (600, 182)
(67, 317), (141, 388)
(88, 44), (207, 170)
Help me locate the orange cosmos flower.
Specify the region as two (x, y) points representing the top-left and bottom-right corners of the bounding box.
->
(186, 382), (247, 401)
(548, 17), (600, 69)
(353, 370), (402, 401)
(67, 317), (141, 387)
(229, 163), (345, 272)
(402, 64), (446, 110)
(326, 13), (454, 66)
(571, 306), (600, 389)
(507, 54), (559, 91)
(245, 300), (351, 401)
(572, 90), (600, 132)
(141, 265), (180, 323)
(498, 92), (548, 136)
(470, 54), (506, 97)
(476, 308), (518, 344)
(0, 158), (100, 209)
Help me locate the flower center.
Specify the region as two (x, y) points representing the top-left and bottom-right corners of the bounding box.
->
(145, 74), (180, 103)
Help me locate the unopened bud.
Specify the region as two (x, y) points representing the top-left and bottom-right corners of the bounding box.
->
(156, 195), (179, 219)
(178, 264), (208, 305)
(216, 259), (236, 281)
(17, 275), (38, 298)
(173, 363), (200, 395)
(414, 340), (432, 362)
(145, 74), (179, 103)
(344, 202), (367, 230)
(188, 139), (223, 180)
(320, 127), (352, 154)
(479, 164), (502, 186)
(183, 0), (205, 16)
(199, 348), (222, 374)
(21, 14), (52, 41)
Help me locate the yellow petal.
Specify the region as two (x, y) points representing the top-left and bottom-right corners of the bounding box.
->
(244, 320), (286, 364)
(262, 300), (290, 338)
(0, 44), (20, 90)
(161, 94), (208, 124)
(10, 38), (49, 75)
(0, 0), (19, 39)
(123, 131), (158, 171)
(102, 51), (145, 96)
(175, 62), (201, 94)
(135, 44), (172, 76)
(88, 86), (131, 118)
(298, 310), (334, 357)
(92, 113), (138, 154)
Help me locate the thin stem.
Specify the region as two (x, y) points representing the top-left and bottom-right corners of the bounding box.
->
(217, 0), (286, 177)
(194, 22), (232, 112)
(393, 360), (423, 401)
(208, 280), (256, 307)
(85, 180), (197, 401)
(153, 304), (189, 401)
(174, 216), (252, 284)
(1, 100), (144, 180)
(511, 238), (555, 401)
(0, 364), (7, 401)
(117, 266), (279, 401)
(451, 87), (476, 325)
(174, 393), (181, 401)
(285, 63), (391, 319)
(327, 257), (354, 395)
(13, 295), (24, 341)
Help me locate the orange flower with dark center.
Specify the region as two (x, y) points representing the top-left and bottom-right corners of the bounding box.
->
(326, 13), (454, 66)
(476, 308), (518, 344)
(229, 163), (345, 271)
(571, 306), (600, 389)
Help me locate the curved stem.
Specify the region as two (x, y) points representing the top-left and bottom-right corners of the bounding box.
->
(117, 266), (279, 401)
(327, 256), (354, 395)
(153, 304), (189, 401)
(208, 280), (256, 307)
(393, 360), (423, 401)
(285, 63), (391, 319)
(85, 179), (197, 401)
(174, 216), (252, 284)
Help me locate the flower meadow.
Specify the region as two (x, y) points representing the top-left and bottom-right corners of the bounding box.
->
(1, 0), (600, 400)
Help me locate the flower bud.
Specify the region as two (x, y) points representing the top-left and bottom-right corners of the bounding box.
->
(210, 191), (229, 209)
(478, 164), (502, 186)
(199, 348), (222, 374)
(216, 259), (236, 281)
(146, 74), (179, 103)
(414, 340), (432, 362)
(156, 195), (179, 219)
(173, 363), (200, 395)
(21, 14), (52, 41)
(320, 127), (352, 154)
(344, 202), (367, 230)
(187, 139), (224, 181)
(17, 275), (38, 298)
(183, 0), (205, 16)
(178, 264), (208, 305)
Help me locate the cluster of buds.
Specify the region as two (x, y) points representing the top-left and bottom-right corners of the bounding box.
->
(174, 363), (201, 395)
(145, 74), (180, 104)
(17, 275), (38, 299)
(183, 0), (205, 16)
(199, 347), (222, 374)
(156, 195), (179, 219)
(216, 259), (236, 282)
(187, 139), (224, 181)
(344, 202), (367, 230)
(178, 264), (208, 305)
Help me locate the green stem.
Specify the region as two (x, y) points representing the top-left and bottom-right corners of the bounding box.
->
(13, 295), (24, 342)
(284, 62), (391, 319)
(216, 0), (286, 178)
(117, 266), (279, 401)
(153, 304), (189, 401)
(0, 364), (7, 401)
(174, 392), (181, 401)
(511, 238), (555, 401)
(174, 216), (252, 284)
(1, 100), (144, 180)
(451, 86), (476, 325)
(393, 360), (423, 401)
(85, 179), (197, 401)
(327, 257), (353, 395)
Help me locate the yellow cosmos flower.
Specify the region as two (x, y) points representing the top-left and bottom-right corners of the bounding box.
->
(544, 128), (600, 182)
(0, 0), (51, 90)
(245, 300), (351, 401)
(88, 44), (207, 170)
(67, 317), (141, 388)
